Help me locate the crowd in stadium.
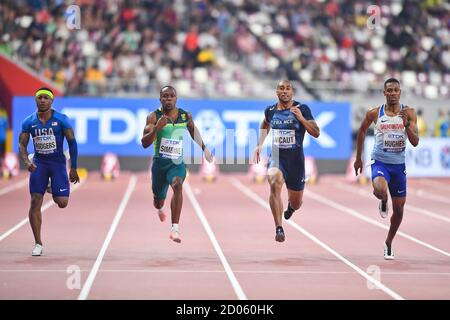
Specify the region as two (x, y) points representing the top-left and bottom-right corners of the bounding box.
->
(0, 0), (449, 98)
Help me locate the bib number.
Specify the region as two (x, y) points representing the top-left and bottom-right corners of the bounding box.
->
(383, 132), (406, 153)
(33, 135), (57, 154)
(160, 138), (183, 159)
(273, 130), (295, 148)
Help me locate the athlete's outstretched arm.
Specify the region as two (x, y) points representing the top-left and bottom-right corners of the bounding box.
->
(401, 107), (419, 147)
(254, 119), (270, 164)
(18, 132), (35, 172)
(187, 113), (213, 162)
(354, 108), (377, 175)
(64, 128), (80, 183)
(141, 112), (164, 148)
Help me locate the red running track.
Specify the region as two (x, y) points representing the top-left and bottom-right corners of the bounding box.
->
(0, 171), (449, 299)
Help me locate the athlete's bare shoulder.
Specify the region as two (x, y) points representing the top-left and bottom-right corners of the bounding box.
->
(365, 106), (380, 121)
(403, 105), (416, 114)
(186, 112), (194, 130)
(147, 111), (157, 124)
(368, 105), (380, 113)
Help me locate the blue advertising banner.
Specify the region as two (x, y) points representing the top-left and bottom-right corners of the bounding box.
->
(13, 97), (351, 160)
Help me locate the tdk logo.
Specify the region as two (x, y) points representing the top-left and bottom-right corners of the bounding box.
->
(388, 134), (404, 139)
(62, 108), (339, 149)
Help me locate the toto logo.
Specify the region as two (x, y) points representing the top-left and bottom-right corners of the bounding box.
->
(440, 145), (450, 169)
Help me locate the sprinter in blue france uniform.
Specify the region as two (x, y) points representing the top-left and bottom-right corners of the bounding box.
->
(254, 80), (320, 242)
(354, 78), (419, 260)
(19, 87), (79, 256)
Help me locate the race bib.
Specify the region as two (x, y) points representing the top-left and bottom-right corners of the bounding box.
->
(33, 135), (57, 154)
(273, 130), (296, 148)
(159, 137), (183, 159)
(383, 132), (406, 153)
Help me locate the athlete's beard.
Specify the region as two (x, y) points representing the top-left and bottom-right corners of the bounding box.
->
(386, 98), (400, 109)
(162, 103), (175, 113)
(37, 105), (52, 114)
(278, 98), (293, 108)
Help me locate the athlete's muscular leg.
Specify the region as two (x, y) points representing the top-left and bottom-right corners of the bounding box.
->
(372, 176), (388, 202)
(385, 196), (405, 246)
(287, 189), (304, 211)
(153, 198), (165, 210)
(29, 193), (44, 245)
(170, 176), (184, 224)
(53, 196), (68, 208)
(267, 168), (284, 227)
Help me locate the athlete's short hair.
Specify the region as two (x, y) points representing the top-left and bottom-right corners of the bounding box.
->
(160, 85), (176, 95)
(276, 80), (293, 89)
(384, 78), (400, 88)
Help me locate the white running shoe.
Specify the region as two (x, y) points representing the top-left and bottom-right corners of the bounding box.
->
(379, 200), (389, 219)
(384, 243), (394, 260)
(169, 230), (181, 243)
(31, 244), (43, 256)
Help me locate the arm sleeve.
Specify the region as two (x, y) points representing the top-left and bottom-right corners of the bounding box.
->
(264, 107), (271, 124)
(301, 104), (314, 121)
(60, 114), (73, 130)
(21, 119), (30, 133)
(67, 138), (78, 169)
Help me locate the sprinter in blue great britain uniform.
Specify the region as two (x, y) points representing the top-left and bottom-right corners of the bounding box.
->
(19, 88), (79, 256)
(354, 78), (419, 260)
(254, 80), (320, 242)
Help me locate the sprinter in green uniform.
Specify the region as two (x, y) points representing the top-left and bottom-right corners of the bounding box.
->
(142, 86), (213, 243)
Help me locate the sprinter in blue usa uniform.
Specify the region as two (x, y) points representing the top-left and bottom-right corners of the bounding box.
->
(254, 80), (320, 242)
(19, 87), (79, 256)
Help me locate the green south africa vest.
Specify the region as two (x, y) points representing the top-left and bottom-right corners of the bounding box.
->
(153, 108), (189, 160)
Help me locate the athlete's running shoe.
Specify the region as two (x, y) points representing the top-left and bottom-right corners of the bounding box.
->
(157, 209), (166, 222)
(169, 230), (181, 243)
(283, 203), (295, 220)
(275, 226), (285, 242)
(379, 200), (388, 219)
(383, 243), (394, 260)
(31, 244), (43, 256)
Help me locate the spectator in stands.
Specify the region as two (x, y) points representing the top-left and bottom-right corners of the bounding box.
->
(448, 110), (450, 137)
(416, 109), (428, 137)
(434, 109), (449, 137)
(1, 0), (449, 98)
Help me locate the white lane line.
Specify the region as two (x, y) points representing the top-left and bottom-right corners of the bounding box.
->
(185, 181), (247, 300)
(2, 269), (449, 276)
(0, 178), (28, 196)
(418, 179), (450, 192)
(410, 188), (450, 205)
(77, 175), (137, 300)
(0, 181), (84, 242)
(334, 182), (450, 224)
(231, 178), (405, 300)
(307, 185), (450, 257)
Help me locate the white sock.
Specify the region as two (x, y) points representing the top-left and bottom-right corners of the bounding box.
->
(171, 224), (179, 232)
(158, 206), (164, 213)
